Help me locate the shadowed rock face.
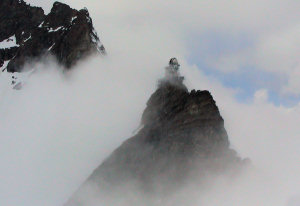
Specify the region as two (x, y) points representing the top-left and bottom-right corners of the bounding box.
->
(65, 59), (246, 206)
(0, 0), (105, 73)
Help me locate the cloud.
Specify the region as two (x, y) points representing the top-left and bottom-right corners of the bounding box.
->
(3, 0), (300, 205)
(24, 0), (300, 96)
(0, 53), (163, 205)
(183, 66), (300, 205)
(210, 23), (300, 95)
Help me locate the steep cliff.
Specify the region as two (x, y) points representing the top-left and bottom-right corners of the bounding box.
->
(65, 59), (246, 206)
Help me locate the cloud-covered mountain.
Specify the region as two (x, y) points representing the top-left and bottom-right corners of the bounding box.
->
(65, 59), (247, 206)
(1, 1), (249, 205)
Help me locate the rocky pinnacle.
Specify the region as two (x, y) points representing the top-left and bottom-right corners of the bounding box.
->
(64, 59), (246, 206)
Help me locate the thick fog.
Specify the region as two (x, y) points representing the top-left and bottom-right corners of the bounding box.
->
(0, 0), (299, 205)
(1, 52), (299, 206)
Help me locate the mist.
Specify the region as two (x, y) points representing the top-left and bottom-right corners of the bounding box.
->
(0, 51), (164, 205)
(1, 54), (299, 206)
(1, 0), (299, 205)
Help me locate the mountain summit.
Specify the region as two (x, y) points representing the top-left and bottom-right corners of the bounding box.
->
(0, 0), (105, 88)
(65, 59), (247, 206)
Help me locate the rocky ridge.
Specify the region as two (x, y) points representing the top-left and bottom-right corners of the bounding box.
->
(0, 0), (105, 87)
(65, 59), (246, 206)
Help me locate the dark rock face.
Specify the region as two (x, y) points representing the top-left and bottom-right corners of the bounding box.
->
(0, 0), (105, 73)
(65, 59), (245, 206)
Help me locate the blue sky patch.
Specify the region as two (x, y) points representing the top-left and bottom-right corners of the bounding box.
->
(186, 31), (300, 106)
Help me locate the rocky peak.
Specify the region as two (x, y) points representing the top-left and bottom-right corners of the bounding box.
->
(0, 0), (44, 43)
(64, 59), (246, 206)
(45, 2), (76, 28)
(0, 0), (105, 87)
(142, 58), (229, 155)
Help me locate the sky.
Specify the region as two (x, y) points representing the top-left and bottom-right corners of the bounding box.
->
(0, 0), (300, 205)
(26, 0), (300, 106)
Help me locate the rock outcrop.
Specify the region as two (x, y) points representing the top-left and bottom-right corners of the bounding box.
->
(0, 0), (105, 74)
(65, 59), (246, 206)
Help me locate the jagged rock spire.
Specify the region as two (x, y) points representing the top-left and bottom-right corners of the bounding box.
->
(64, 58), (245, 206)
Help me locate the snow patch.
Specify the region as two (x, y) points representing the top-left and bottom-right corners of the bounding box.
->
(48, 43), (55, 51)
(71, 16), (77, 23)
(24, 34), (32, 43)
(1, 61), (10, 71)
(49, 26), (63, 32)
(0, 35), (19, 49)
(38, 21), (44, 28)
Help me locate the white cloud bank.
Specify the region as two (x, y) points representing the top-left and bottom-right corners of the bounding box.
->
(24, 0), (300, 94)
(0, 0), (298, 205)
